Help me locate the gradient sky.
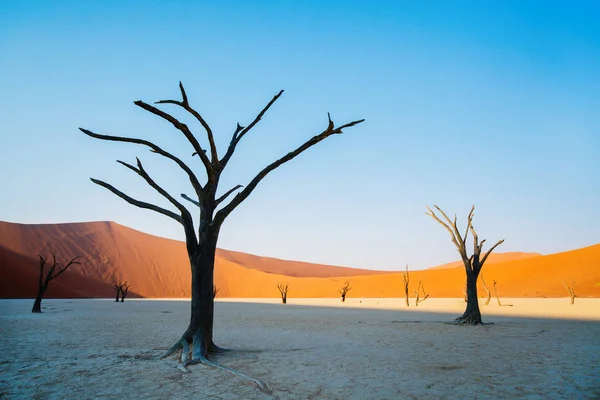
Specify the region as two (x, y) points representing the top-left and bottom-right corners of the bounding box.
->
(1, 1), (599, 271)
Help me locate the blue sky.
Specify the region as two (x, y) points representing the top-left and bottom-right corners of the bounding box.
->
(1, 1), (599, 270)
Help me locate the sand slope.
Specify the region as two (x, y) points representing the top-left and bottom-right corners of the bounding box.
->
(1, 220), (599, 298)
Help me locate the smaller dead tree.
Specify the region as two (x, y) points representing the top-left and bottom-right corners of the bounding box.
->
(492, 280), (513, 306)
(564, 281), (576, 305)
(277, 282), (289, 304)
(338, 281), (352, 302)
(415, 281), (429, 306)
(113, 281), (128, 302)
(403, 264), (410, 306)
(480, 274), (492, 305)
(213, 285), (219, 299)
(32, 254), (82, 313)
(120, 283), (130, 302)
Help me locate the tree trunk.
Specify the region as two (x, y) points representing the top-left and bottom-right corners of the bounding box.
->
(32, 292), (44, 313)
(456, 271), (482, 324)
(115, 290), (120, 302)
(184, 234), (218, 358)
(282, 295), (287, 304)
(341, 294), (346, 302)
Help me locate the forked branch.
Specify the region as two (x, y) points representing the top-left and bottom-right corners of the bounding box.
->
(155, 81), (219, 164)
(90, 178), (182, 223)
(220, 90), (285, 167)
(79, 128), (203, 196)
(214, 114), (364, 225)
(133, 100), (213, 180)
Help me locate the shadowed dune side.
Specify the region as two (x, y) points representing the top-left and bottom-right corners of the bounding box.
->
(0, 244), (137, 298)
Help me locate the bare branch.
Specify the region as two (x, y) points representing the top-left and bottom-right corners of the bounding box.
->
(79, 128), (203, 195)
(181, 193), (201, 207)
(155, 82), (219, 164)
(426, 206), (461, 250)
(480, 239), (505, 266)
(117, 158), (192, 222)
(91, 178), (182, 223)
(220, 90), (285, 167)
(214, 115), (365, 226)
(51, 256), (82, 280)
(133, 100), (214, 180)
(216, 185), (243, 206)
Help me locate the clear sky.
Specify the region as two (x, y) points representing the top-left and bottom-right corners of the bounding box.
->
(1, 1), (599, 270)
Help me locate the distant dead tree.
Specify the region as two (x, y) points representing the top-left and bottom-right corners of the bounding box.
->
(403, 264), (410, 306)
(563, 281), (576, 305)
(32, 254), (82, 313)
(212, 285), (219, 299)
(113, 281), (128, 302)
(277, 282), (289, 304)
(414, 281), (429, 306)
(120, 283), (130, 302)
(491, 280), (513, 307)
(427, 205), (504, 325)
(338, 281), (352, 302)
(81, 82), (363, 379)
(492, 280), (502, 306)
(480, 274), (492, 305)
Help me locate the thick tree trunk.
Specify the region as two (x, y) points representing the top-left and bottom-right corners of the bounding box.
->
(184, 233), (218, 359)
(115, 291), (120, 302)
(32, 292), (44, 313)
(456, 271), (482, 324)
(282, 295), (287, 304)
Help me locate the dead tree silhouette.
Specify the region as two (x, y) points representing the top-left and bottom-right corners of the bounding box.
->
(212, 285), (219, 299)
(415, 281), (429, 306)
(120, 283), (130, 302)
(277, 283), (289, 304)
(80, 82), (364, 387)
(32, 254), (82, 313)
(338, 281), (351, 302)
(403, 264), (410, 306)
(492, 280), (513, 307)
(426, 205), (504, 325)
(113, 281), (128, 302)
(563, 281), (576, 305)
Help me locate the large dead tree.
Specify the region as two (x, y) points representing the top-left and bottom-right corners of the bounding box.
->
(426, 205), (504, 325)
(80, 82), (364, 374)
(32, 254), (82, 313)
(338, 281), (351, 302)
(277, 282), (289, 304)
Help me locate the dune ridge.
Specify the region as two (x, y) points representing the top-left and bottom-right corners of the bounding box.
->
(1, 220), (598, 298)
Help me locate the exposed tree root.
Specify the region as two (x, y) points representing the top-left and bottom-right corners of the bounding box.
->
(161, 335), (270, 394)
(454, 313), (483, 325)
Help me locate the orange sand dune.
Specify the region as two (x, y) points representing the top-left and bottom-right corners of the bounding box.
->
(1, 221), (598, 298)
(217, 248), (389, 277)
(426, 252), (542, 270)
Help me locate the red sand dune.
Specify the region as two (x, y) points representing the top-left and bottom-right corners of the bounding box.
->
(1, 221), (598, 299)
